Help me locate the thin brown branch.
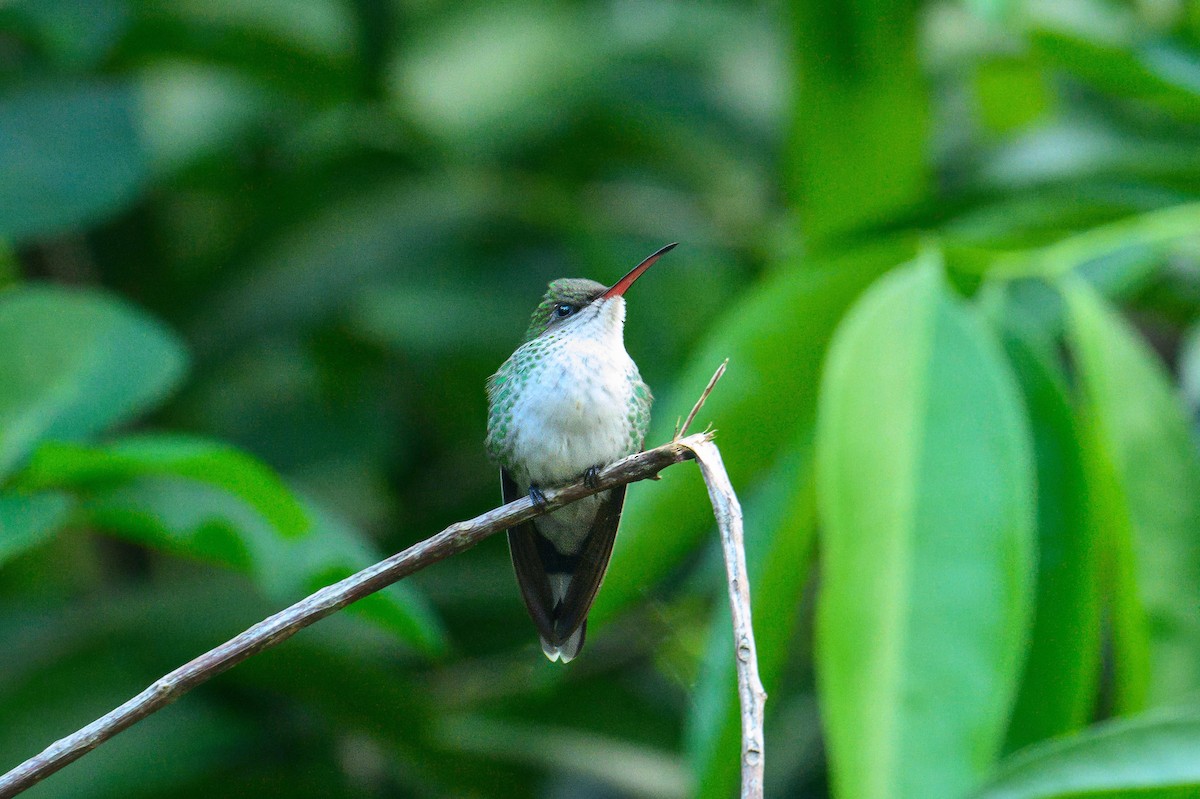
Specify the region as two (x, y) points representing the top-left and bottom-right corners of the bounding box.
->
(679, 437), (766, 799)
(677, 358), (728, 440)
(0, 433), (711, 799)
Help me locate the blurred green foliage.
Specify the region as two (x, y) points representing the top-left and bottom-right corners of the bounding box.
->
(3, 0), (1200, 797)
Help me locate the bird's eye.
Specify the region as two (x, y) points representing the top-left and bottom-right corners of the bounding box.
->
(553, 303), (576, 319)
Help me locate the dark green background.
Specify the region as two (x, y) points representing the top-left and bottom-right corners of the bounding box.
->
(3, 0), (1200, 797)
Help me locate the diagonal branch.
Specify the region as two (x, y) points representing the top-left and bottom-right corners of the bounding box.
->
(0, 433), (711, 798)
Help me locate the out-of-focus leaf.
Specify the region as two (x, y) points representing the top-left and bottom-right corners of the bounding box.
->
(686, 443), (817, 799)
(0, 0), (130, 69)
(0, 653), (257, 799)
(436, 715), (689, 799)
(283, 503), (445, 654)
(0, 573), (423, 797)
(0, 492), (72, 566)
(973, 123), (1200, 198)
(144, 0), (354, 60)
(0, 83), (148, 241)
(1032, 27), (1200, 123)
(1063, 280), (1200, 710)
(193, 179), (501, 352)
(0, 286), (187, 479)
(0, 243), (18, 288)
(976, 705), (1200, 799)
(788, 0), (929, 241)
(138, 61), (279, 175)
(390, 3), (778, 156)
(976, 202), (1200, 282)
(816, 257), (1035, 799)
(84, 478), (446, 655)
(974, 58), (1053, 133)
(391, 4), (609, 151)
(996, 312), (1101, 752)
(20, 435), (310, 539)
(593, 238), (913, 625)
(348, 283), (525, 355)
(124, 0), (356, 102)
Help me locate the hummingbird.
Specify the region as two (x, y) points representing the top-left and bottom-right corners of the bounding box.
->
(485, 243), (676, 662)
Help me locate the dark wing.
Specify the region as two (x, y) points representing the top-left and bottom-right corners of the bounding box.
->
(552, 484), (626, 642)
(502, 469), (556, 642)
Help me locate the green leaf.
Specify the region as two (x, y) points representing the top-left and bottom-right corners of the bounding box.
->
(84, 478), (446, 655)
(995, 304), (1101, 751)
(21, 434), (310, 539)
(0, 285), (187, 479)
(976, 705), (1200, 799)
(1063, 280), (1200, 710)
(593, 238), (912, 625)
(0, 492), (73, 566)
(0, 82), (148, 240)
(816, 257), (1036, 799)
(686, 443), (818, 799)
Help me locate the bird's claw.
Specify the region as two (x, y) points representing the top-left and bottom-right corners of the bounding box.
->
(584, 466), (601, 489)
(529, 485), (549, 509)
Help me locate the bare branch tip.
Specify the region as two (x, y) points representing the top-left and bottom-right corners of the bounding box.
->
(676, 359), (729, 440)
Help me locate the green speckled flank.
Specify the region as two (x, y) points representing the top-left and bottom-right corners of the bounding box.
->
(629, 374), (653, 449)
(485, 355), (519, 465)
(485, 336), (555, 467)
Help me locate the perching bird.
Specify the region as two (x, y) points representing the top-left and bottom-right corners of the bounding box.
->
(485, 244), (675, 661)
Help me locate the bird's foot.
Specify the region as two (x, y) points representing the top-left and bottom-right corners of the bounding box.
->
(584, 466), (602, 489)
(529, 484), (550, 509)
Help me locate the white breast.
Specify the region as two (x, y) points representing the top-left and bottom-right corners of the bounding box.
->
(507, 336), (638, 488)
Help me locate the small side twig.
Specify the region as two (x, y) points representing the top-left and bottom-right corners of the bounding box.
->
(677, 358), (728, 440)
(680, 437), (766, 799)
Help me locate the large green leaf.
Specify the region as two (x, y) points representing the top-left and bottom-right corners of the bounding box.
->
(0, 286), (187, 480)
(0, 492), (73, 567)
(977, 706), (1200, 799)
(1063, 280), (1200, 710)
(0, 83), (148, 240)
(19, 435), (310, 539)
(593, 238), (912, 625)
(816, 257), (1036, 799)
(997, 309), (1101, 752)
